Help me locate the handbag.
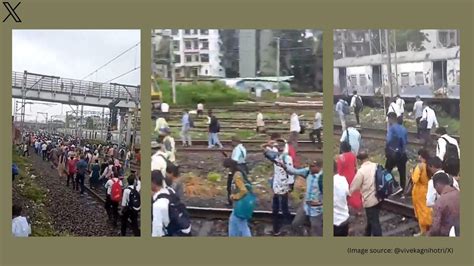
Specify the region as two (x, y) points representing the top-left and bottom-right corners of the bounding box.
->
(234, 182), (256, 220)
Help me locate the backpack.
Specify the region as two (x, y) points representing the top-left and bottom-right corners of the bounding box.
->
(216, 120), (221, 133)
(12, 164), (19, 176)
(159, 154), (177, 170)
(340, 129), (351, 154)
(110, 179), (123, 202)
(342, 101), (350, 115)
(441, 137), (459, 162)
(127, 185), (141, 211)
(188, 116), (195, 128)
(374, 164), (395, 200)
(233, 171), (256, 220)
(154, 188), (191, 236)
(355, 96), (363, 111)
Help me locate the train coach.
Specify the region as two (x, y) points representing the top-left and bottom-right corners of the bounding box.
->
(334, 46), (460, 101)
(56, 128), (141, 146)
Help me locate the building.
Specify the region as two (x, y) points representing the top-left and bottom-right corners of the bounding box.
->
(334, 29), (461, 60)
(334, 29), (374, 60)
(421, 29), (460, 49)
(152, 29), (225, 78)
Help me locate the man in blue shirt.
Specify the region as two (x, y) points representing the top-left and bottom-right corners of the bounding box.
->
(282, 159), (323, 236)
(385, 112), (408, 196)
(226, 136), (248, 206)
(75, 155), (89, 195)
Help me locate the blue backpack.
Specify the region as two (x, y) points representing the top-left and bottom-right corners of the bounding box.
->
(374, 164), (395, 200)
(233, 171), (256, 220)
(12, 164), (19, 176)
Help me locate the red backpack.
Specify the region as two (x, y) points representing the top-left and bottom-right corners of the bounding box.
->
(110, 179), (122, 202)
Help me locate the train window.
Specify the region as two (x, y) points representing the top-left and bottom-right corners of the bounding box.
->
(401, 72), (409, 86)
(359, 74), (367, 86)
(415, 72), (424, 85)
(350, 75), (357, 86)
(456, 70), (460, 85)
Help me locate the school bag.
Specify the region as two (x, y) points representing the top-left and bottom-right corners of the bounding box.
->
(233, 171), (256, 220)
(154, 188), (191, 236)
(342, 101), (350, 115)
(374, 164), (395, 200)
(355, 96), (363, 111)
(441, 137), (459, 162)
(188, 115), (195, 128)
(12, 164), (19, 176)
(110, 179), (123, 202)
(340, 129), (351, 154)
(127, 185), (141, 211)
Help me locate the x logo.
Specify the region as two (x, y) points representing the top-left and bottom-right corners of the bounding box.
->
(3, 2), (21, 23)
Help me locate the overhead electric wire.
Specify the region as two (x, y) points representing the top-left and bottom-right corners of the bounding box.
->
(104, 66), (141, 84)
(81, 41), (140, 80)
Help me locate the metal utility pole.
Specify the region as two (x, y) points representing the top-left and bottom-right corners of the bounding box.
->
(101, 107), (105, 141)
(276, 37), (280, 98)
(368, 29), (372, 55)
(392, 30), (398, 96)
(385, 29), (394, 99)
(170, 36), (176, 104)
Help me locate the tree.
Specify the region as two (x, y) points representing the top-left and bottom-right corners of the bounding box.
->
(272, 29), (323, 92)
(85, 117), (94, 129)
(394, 30), (428, 52)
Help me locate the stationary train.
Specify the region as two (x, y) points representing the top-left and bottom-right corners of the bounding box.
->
(56, 128), (141, 146)
(334, 46), (460, 101)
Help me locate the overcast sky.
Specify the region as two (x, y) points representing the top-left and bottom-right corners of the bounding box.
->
(12, 29), (140, 122)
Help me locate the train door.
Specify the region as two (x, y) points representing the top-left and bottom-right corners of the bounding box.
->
(372, 65), (382, 88)
(338, 67), (347, 92)
(433, 60), (447, 89)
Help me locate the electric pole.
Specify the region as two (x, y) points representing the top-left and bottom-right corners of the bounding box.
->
(170, 36), (176, 104)
(385, 29), (394, 99)
(276, 37), (280, 98)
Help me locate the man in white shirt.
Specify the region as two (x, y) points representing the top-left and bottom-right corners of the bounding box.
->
(270, 139), (294, 236)
(339, 122), (361, 155)
(333, 163), (350, 236)
(420, 101), (439, 146)
(151, 141), (168, 181)
(104, 172), (122, 227)
(41, 142), (48, 161)
(152, 170), (170, 237)
(435, 127), (460, 177)
(387, 98), (402, 124)
(160, 102), (170, 120)
(350, 90), (363, 126)
(256, 112), (265, 133)
(154, 117), (169, 133)
(12, 205), (31, 237)
(161, 128), (176, 163)
(309, 112), (322, 145)
(290, 113), (301, 143)
(395, 95), (405, 122)
(197, 103), (204, 117)
(335, 98), (348, 131)
(121, 175), (140, 236)
(426, 157), (459, 208)
(413, 96), (424, 138)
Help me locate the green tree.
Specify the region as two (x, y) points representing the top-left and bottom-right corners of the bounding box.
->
(394, 30), (428, 52)
(85, 117), (94, 129)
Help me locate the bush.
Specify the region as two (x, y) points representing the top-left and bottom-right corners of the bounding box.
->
(207, 172), (222, 182)
(158, 80), (249, 106)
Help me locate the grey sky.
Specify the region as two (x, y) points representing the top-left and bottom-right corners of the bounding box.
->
(12, 29), (141, 122)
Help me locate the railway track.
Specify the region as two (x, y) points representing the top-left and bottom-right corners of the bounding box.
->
(176, 146), (322, 155)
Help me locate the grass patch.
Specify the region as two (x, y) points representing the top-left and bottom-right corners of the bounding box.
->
(158, 80), (250, 106)
(12, 146), (58, 237)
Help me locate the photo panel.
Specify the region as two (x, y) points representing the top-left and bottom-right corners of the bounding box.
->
(11, 29), (142, 237)
(151, 29), (324, 237)
(333, 29), (460, 237)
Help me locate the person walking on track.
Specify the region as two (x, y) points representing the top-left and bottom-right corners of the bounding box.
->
(350, 90), (363, 127)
